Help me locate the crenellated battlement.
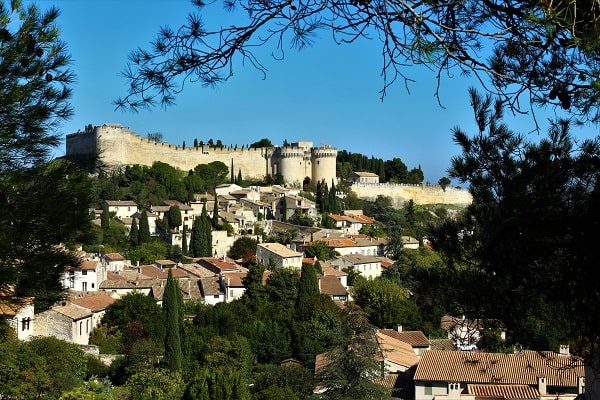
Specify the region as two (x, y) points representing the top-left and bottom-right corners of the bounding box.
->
(66, 124), (336, 186)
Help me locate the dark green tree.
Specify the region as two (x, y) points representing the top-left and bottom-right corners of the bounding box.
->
(190, 216), (201, 257)
(438, 176), (451, 191)
(212, 194), (219, 228)
(129, 218), (139, 246)
(163, 268), (183, 371)
(228, 236), (258, 262)
(138, 210), (151, 244)
(167, 204), (182, 230)
(249, 138), (273, 148)
(193, 138), (198, 149)
(432, 88), (600, 373)
(101, 203), (110, 229)
(296, 263), (319, 320)
(237, 169), (242, 185)
(200, 203), (213, 257)
(181, 224), (188, 256)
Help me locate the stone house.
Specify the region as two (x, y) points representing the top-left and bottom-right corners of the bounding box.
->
(103, 253), (126, 272)
(35, 304), (94, 345)
(256, 242), (303, 270)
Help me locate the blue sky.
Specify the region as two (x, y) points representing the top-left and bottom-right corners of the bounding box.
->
(37, 0), (591, 183)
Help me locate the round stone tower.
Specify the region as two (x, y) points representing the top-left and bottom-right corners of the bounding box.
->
(312, 144), (338, 186)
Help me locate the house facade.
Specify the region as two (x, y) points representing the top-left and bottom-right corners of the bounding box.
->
(330, 254), (382, 280)
(104, 200), (138, 220)
(0, 295), (34, 341)
(256, 242), (303, 270)
(62, 259), (106, 292)
(413, 349), (585, 400)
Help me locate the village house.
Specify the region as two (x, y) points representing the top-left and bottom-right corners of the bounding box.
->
(330, 254), (383, 280)
(256, 242), (303, 270)
(413, 347), (585, 400)
(378, 327), (430, 358)
(69, 292), (116, 330)
(318, 275), (348, 303)
(103, 200), (138, 220)
(35, 303), (94, 345)
(220, 271), (247, 302)
(62, 259), (106, 292)
(131, 209), (159, 236)
(274, 193), (318, 222)
(441, 314), (507, 349)
(0, 292), (34, 341)
(349, 171), (380, 185)
(199, 276), (225, 305)
(327, 210), (375, 234)
(376, 330), (420, 374)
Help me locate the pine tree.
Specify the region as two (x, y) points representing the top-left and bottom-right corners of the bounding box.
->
(101, 203), (110, 229)
(138, 210), (151, 244)
(163, 268), (183, 371)
(181, 224), (188, 256)
(129, 218), (139, 246)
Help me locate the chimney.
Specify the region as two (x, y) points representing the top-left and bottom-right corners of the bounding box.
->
(397, 324), (403, 332)
(538, 377), (547, 395)
(559, 344), (570, 356)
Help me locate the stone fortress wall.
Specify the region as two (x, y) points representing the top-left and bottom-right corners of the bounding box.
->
(66, 124), (472, 206)
(350, 182), (472, 207)
(66, 124), (337, 187)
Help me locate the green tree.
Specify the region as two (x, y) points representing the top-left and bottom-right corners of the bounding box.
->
(296, 263), (319, 320)
(304, 240), (336, 261)
(163, 269), (183, 371)
(438, 176), (451, 191)
(212, 194), (219, 228)
(168, 204), (182, 231)
(181, 224), (188, 256)
(126, 368), (185, 400)
(249, 138), (273, 148)
(101, 292), (165, 345)
(227, 236), (258, 262)
(138, 210), (151, 244)
(433, 88), (600, 367)
(129, 218), (139, 246)
(101, 203), (110, 229)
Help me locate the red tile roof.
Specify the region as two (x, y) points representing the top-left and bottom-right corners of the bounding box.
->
(379, 329), (430, 347)
(318, 275), (347, 297)
(104, 253), (124, 261)
(376, 331), (419, 368)
(71, 293), (116, 312)
(413, 350), (584, 388)
(467, 384), (539, 399)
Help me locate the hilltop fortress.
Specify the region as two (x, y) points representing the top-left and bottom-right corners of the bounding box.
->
(66, 123), (472, 206)
(66, 124), (337, 187)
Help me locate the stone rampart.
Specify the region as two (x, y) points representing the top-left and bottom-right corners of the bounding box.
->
(350, 183), (472, 207)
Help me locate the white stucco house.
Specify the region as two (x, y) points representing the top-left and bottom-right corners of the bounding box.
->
(256, 242), (303, 270)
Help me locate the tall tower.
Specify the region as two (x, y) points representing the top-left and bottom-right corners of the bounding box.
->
(311, 144), (337, 186)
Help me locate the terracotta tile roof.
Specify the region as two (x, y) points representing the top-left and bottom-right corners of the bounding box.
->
(178, 263), (219, 278)
(221, 271), (247, 287)
(344, 213), (374, 224)
(76, 260), (100, 270)
(71, 293), (116, 312)
(161, 200), (193, 210)
(104, 253), (124, 261)
(467, 383), (539, 399)
(321, 266), (347, 277)
(197, 257), (243, 273)
(104, 200), (137, 207)
(99, 279), (137, 289)
(321, 238), (358, 248)
(0, 296), (33, 315)
(429, 338), (456, 351)
(52, 304), (92, 320)
(137, 265), (189, 279)
(379, 329), (430, 347)
(318, 275), (347, 297)
(199, 277), (223, 297)
(376, 331), (419, 368)
(328, 214), (347, 222)
(340, 254), (381, 265)
(352, 171), (379, 177)
(258, 242), (303, 258)
(413, 350), (584, 388)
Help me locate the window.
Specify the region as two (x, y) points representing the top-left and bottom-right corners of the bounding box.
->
(424, 384), (432, 395)
(82, 282), (87, 291)
(21, 317), (30, 331)
(213, 295), (219, 299)
(91, 283), (95, 289)
(69, 277), (74, 288)
(79, 321), (82, 335)
(82, 270), (87, 275)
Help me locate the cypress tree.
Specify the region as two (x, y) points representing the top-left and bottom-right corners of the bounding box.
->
(191, 217), (201, 257)
(237, 169), (242, 185)
(200, 204), (213, 257)
(163, 268), (183, 371)
(138, 210), (151, 244)
(181, 224), (188, 256)
(230, 159), (234, 183)
(212, 195), (219, 228)
(101, 203), (110, 229)
(129, 218), (139, 246)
